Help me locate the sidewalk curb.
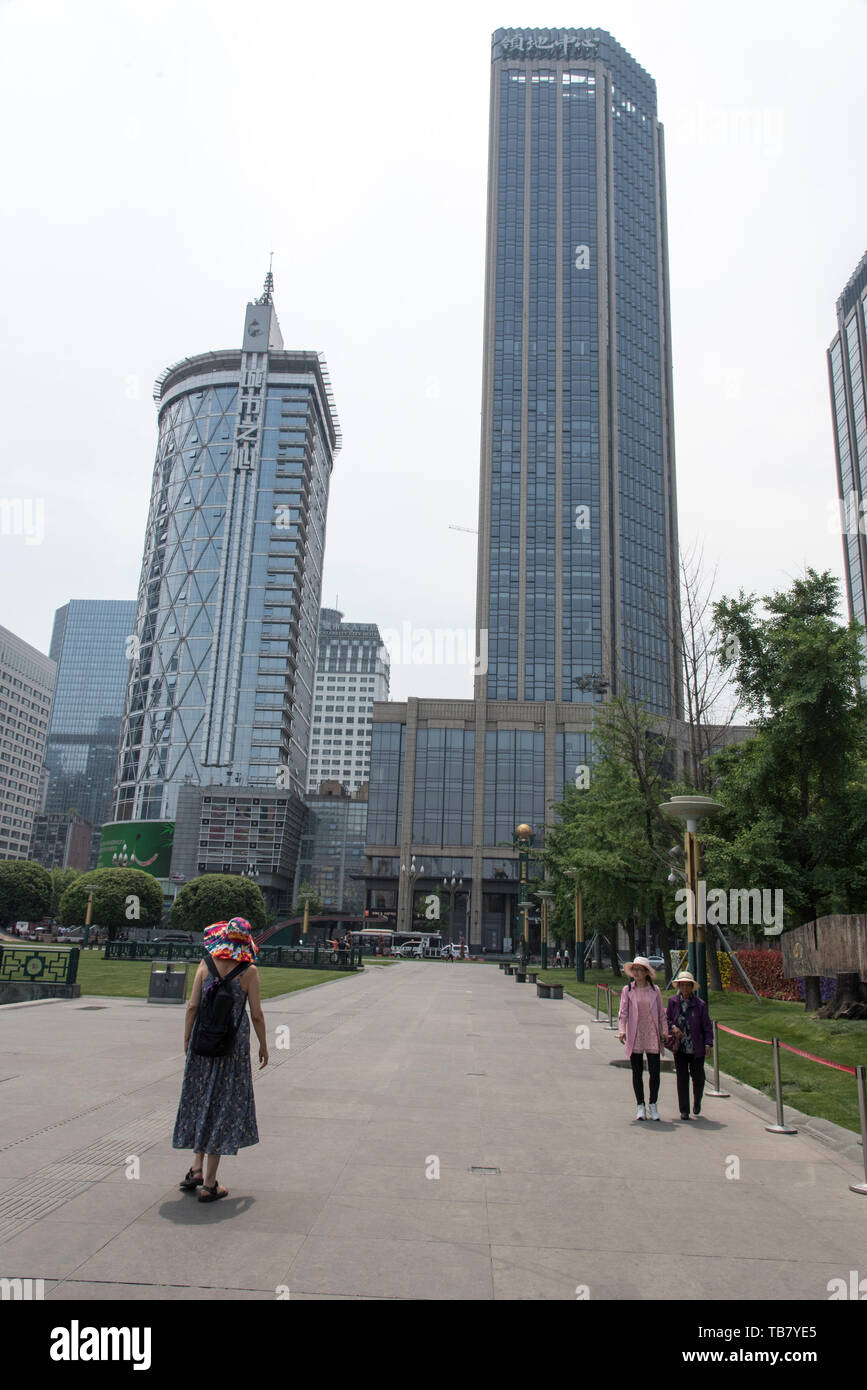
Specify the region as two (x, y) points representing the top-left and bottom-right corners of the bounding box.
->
(565, 990), (864, 1168)
(0, 996), (66, 1011)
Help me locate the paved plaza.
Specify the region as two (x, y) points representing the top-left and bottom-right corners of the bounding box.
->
(0, 962), (864, 1301)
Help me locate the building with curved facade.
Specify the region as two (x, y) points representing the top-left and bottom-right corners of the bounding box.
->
(113, 277), (341, 874)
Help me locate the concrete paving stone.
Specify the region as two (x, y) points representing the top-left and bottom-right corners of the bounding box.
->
(134, 1187), (330, 1235)
(349, 1136), (483, 1169)
(309, 1194), (489, 1244)
(487, 1189), (861, 1264)
(335, 1162), (489, 1203)
(47, 1281), (276, 1300)
(33, 1180), (172, 1226)
(0, 1219), (124, 1281)
(69, 1222), (305, 1289)
(285, 1235), (494, 1300)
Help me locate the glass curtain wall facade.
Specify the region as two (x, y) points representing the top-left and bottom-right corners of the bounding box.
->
(43, 600), (136, 865)
(113, 280), (341, 823)
(476, 28), (680, 714)
(829, 250), (867, 661)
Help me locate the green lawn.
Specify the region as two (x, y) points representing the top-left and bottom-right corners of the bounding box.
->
(70, 951), (358, 1001)
(531, 967), (867, 1134)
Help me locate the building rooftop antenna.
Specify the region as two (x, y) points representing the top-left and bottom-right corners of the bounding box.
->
(257, 251), (274, 305)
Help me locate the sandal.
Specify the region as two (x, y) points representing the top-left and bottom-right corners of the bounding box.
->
(198, 1182), (228, 1202)
(179, 1167), (204, 1191)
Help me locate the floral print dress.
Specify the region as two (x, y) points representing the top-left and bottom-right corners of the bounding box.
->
(172, 973), (259, 1156)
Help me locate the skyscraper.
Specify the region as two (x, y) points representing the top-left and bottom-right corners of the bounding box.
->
(475, 27), (680, 715)
(306, 608), (389, 794)
(829, 249), (867, 656)
(40, 600), (136, 866)
(0, 625), (55, 861)
(113, 274), (341, 824)
(365, 29), (684, 949)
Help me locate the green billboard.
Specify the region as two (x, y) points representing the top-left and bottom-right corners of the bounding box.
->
(98, 821), (175, 878)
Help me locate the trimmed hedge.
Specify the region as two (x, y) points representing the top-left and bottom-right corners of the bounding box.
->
(726, 949), (799, 1001)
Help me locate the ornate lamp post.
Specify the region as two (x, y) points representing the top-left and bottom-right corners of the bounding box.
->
(564, 867), (585, 982)
(515, 824), (533, 965)
(659, 795), (722, 1003)
(536, 889), (554, 969)
(442, 872), (463, 945)
(400, 854), (423, 933)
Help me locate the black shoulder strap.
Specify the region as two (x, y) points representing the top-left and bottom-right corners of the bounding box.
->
(202, 955), (248, 986)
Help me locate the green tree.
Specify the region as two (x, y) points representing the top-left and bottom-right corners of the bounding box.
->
(170, 874), (267, 934)
(0, 860), (52, 928)
(706, 569), (867, 927)
(290, 882), (324, 918)
(58, 867), (163, 940)
(50, 867), (82, 917)
(544, 729), (679, 978)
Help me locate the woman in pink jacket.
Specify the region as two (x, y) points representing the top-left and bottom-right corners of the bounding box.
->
(618, 956), (667, 1121)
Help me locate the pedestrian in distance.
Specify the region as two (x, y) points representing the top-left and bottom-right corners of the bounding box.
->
(564, 947), (570, 969)
(555, 947), (562, 968)
(665, 971), (713, 1120)
(618, 956), (667, 1121)
(173, 918), (269, 1202)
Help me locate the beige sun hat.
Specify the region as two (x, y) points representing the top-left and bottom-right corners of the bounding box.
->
(672, 971), (697, 988)
(624, 956), (656, 981)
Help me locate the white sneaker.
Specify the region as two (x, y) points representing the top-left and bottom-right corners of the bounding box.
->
(635, 1103), (646, 1121)
(648, 1102), (660, 1121)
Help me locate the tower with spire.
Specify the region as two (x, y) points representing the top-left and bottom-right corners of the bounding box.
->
(112, 272), (341, 911)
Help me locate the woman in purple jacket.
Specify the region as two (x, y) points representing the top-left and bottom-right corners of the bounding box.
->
(666, 971), (714, 1120)
(618, 956), (667, 1121)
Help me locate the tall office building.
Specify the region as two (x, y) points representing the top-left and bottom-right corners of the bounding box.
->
(0, 626), (55, 861)
(39, 600), (136, 866)
(364, 29), (684, 949)
(113, 274), (342, 826)
(306, 608), (389, 794)
(829, 249), (867, 656)
(476, 27), (680, 715)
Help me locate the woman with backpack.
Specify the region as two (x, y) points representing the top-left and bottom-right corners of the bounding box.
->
(173, 917), (269, 1202)
(617, 955), (667, 1121)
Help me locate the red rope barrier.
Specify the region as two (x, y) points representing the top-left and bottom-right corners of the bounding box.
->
(717, 1024), (856, 1074)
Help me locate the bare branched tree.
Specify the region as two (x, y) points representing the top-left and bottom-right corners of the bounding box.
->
(678, 541), (744, 789)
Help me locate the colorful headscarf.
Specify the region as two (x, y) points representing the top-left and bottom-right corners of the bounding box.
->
(203, 917), (259, 963)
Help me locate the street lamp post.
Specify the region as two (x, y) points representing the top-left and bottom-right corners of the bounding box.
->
(659, 795), (722, 1004)
(565, 868), (585, 982)
(536, 890), (554, 970)
(400, 855), (423, 934)
(515, 825), (533, 965)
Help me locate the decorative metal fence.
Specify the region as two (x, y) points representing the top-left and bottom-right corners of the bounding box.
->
(103, 941), (361, 971)
(0, 946), (80, 985)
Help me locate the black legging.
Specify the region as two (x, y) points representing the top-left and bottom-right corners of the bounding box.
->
(630, 1051), (660, 1104)
(675, 1051), (706, 1112)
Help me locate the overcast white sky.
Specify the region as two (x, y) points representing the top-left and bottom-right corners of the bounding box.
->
(1, 0), (865, 701)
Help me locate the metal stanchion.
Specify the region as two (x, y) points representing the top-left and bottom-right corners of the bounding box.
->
(594, 983), (608, 1022)
(705, 1020), (730, 1099)
(764, 1037), (797, 1134)
(849, 1065), (867, 1196)
(607, 987), (617, 1030)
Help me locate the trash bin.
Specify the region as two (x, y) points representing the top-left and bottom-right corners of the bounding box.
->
(147, 959), (189, 1004)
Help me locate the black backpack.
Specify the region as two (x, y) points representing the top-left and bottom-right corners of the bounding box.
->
(191, 954), (249, 1057)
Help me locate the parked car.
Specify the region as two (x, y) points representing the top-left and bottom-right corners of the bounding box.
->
(646, 953), (665, 971)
